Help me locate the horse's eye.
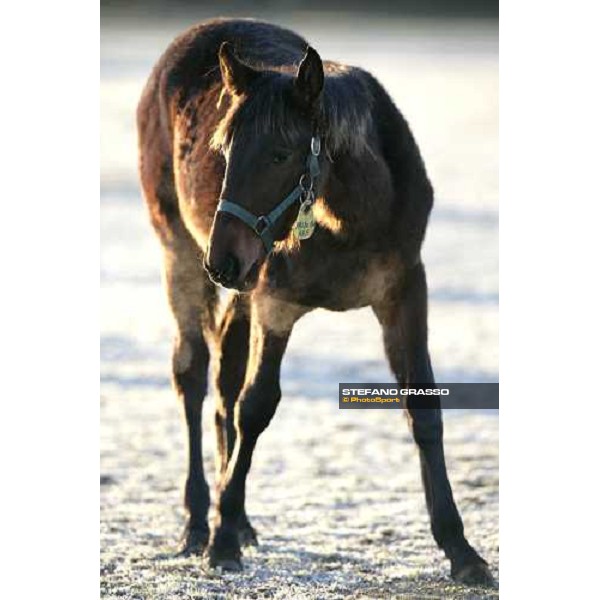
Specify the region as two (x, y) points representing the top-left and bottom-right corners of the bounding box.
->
(272, 150), (292, 164)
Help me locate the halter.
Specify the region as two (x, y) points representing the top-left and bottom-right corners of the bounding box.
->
(216, 135), (321, 253)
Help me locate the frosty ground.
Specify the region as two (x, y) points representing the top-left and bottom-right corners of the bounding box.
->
(101, 13), (498, 599)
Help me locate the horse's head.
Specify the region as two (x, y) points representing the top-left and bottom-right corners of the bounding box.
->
(205, 42), (324, 291)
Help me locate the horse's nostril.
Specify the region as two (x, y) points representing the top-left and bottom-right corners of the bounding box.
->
(204, 254), (240, 287)
(204, 259), (223, 283)
(223, 253), (240, 283)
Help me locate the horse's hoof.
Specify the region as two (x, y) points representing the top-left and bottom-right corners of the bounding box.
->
(238, 524), (259, 547)
(176, 525), (209, 557)
(203, 546), (243, 571)
(452, 560), (495, 587)
(215, 558), (243, 572)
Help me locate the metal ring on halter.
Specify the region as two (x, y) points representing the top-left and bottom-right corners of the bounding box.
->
(299, 173), (313, 193)
(254, 215), (270, 234)
(311, 136), (321, 156)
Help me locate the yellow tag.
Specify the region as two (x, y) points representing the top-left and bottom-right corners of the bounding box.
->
(293, 201), (316, 240)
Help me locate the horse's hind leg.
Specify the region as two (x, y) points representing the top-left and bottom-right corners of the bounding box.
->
(214, 293), (258, 546)
(163, 232), (218, 555)
(372, 262), (494, 586)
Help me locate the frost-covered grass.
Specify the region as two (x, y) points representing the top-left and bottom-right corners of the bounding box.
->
(101, 390), (498, 599)
(101, 13), (498, 598)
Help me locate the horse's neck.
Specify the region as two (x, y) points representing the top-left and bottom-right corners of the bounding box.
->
(317, 150), (395, 240)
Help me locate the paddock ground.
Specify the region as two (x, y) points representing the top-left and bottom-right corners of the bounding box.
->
(101, 389), (498, 599)
(101, 12), (498, 599)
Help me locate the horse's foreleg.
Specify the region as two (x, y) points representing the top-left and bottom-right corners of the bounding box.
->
(214, 293), (258, 546)
(373, 262), (493, 585)
(205, 298), (303, 570)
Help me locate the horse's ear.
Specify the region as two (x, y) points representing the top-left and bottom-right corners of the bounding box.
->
(218, 42), (259, 96)
(294, 46), (324, 108)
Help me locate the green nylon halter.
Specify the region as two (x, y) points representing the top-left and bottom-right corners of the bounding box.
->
(216, 135), (321, 253)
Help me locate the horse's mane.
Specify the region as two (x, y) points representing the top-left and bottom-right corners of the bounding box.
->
(210, 61), (374, 157)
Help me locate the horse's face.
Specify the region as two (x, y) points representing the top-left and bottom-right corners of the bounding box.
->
(205, 43), (323, 291)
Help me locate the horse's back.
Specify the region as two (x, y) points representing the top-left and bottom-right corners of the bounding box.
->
(138, 19), (308, 146)
(144, 19), (307, 106)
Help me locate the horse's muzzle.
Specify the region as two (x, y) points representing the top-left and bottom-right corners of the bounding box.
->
(204, 253), (262, 292)
(204, 254), (240, 288)
(205, 211), (266, 290)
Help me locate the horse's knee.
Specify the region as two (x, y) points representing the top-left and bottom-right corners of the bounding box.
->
(172, 334), (210, 402)
(236, 384), (281, 440)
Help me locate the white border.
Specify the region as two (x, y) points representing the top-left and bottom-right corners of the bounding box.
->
(0, 1), (98, 597)
(501, 0), (600, 595)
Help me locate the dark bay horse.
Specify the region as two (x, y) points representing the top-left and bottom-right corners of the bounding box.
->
(137, 18), (493, 585)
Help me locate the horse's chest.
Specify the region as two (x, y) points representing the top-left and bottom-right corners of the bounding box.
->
(264, 250), (400, 311)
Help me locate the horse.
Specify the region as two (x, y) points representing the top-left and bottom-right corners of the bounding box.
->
(136, 18), (493, 585)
